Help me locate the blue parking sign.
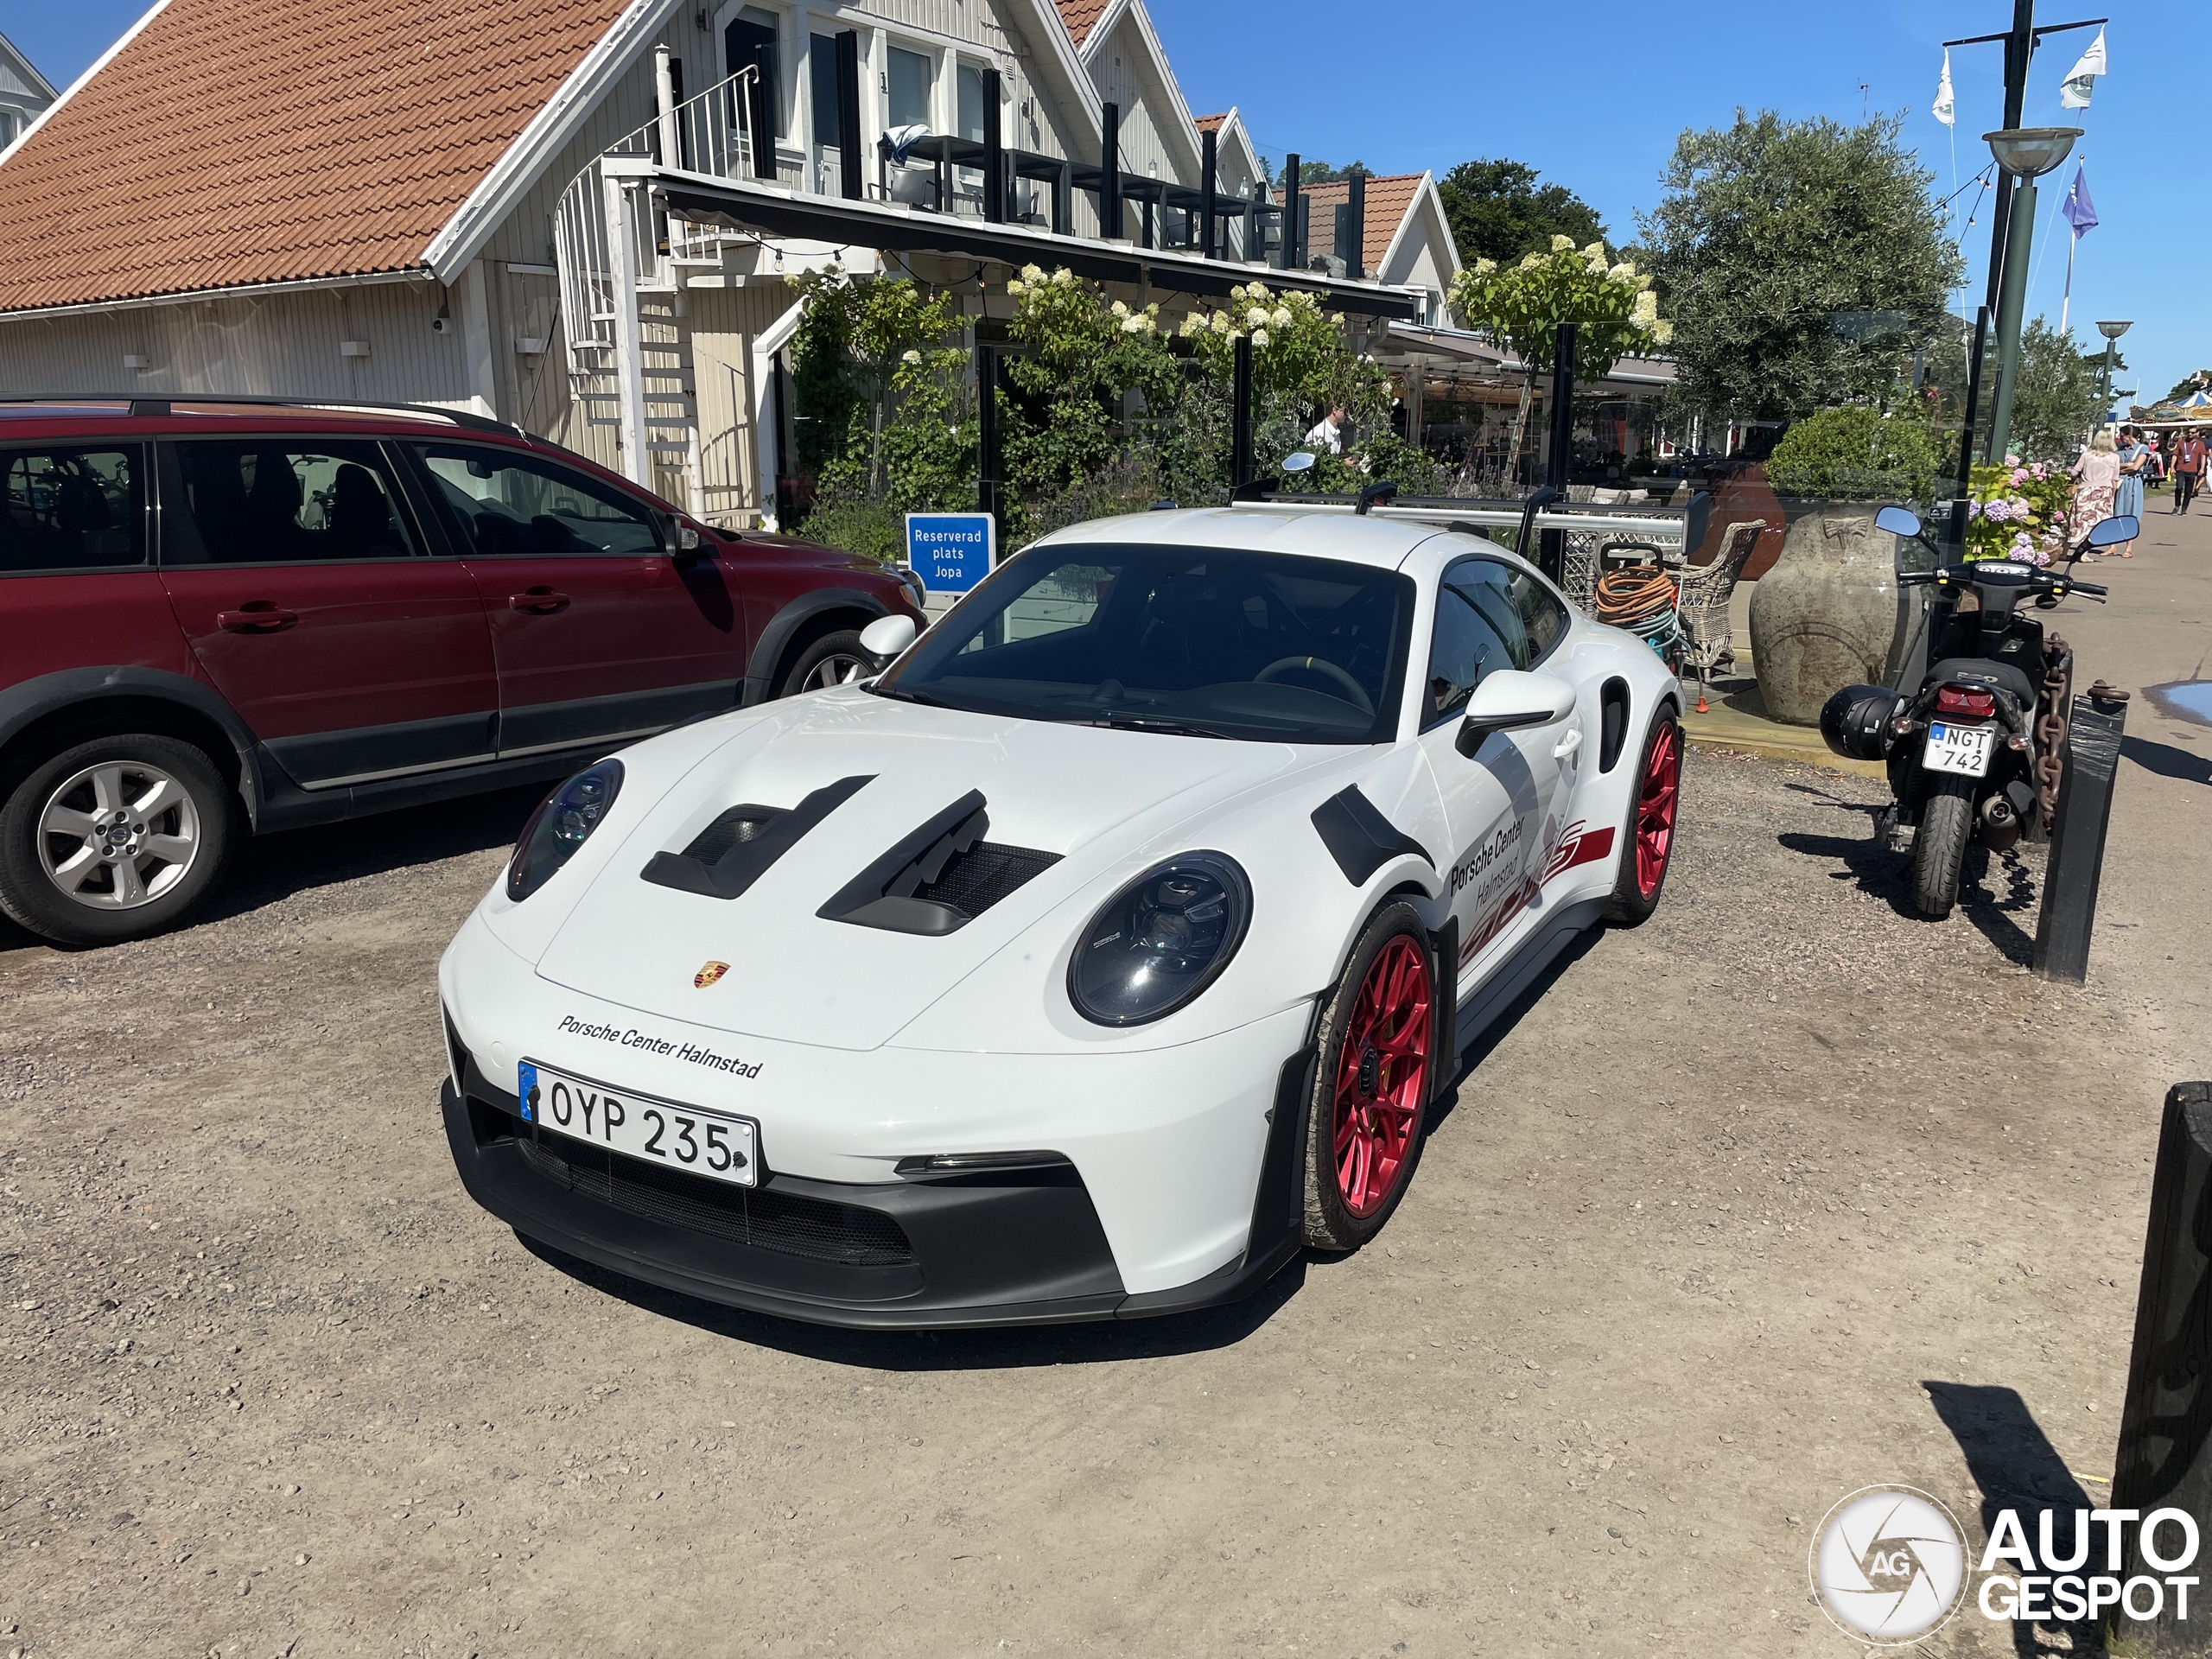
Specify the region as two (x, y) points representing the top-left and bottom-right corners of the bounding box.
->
(906, 513), (995, 595)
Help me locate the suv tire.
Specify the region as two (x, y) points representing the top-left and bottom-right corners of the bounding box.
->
(779, 628), (872, 697)
(0, 732), (235, 946)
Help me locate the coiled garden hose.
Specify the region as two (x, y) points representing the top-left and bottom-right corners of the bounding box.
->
(1594, 567), (1683, 658)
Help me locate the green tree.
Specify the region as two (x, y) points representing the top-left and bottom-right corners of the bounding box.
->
(1436, 158), (1607, 267)
(1447, 236), (1669, 480)
(1275, 157), (1370, 188)
(2161, 370), (2209, 402)
(2006, 315), (2107, 462)
(1636, 111), (1962, 425)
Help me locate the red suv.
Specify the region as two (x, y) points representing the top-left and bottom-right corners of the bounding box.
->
(0, 396), (924, 945)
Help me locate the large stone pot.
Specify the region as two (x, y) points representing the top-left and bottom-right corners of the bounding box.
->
(1747, 504), (1904, 726)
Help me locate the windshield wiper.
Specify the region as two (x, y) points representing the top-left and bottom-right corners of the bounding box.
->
(1087, 711), (1242, 740)
(868, 684), (953, 709)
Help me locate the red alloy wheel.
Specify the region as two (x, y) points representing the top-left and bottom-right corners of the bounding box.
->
(1331, 935), (1433, 1218)
(1634, 722), (1682, 899)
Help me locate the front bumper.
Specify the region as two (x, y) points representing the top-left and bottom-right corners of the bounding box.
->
(439, 913), (1315, 1328)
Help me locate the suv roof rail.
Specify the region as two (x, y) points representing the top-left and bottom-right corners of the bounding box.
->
(0, 392), (526, 439)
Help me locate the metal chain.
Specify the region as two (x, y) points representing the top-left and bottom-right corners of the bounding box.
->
(2036, 636), (2073, 830)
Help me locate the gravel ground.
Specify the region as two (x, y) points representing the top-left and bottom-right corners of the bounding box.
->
(0, 739), (2192, 1658)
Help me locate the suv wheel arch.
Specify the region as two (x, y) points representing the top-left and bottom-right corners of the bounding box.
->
(742, 589), (892, 707)
(0, 669), (260, 825)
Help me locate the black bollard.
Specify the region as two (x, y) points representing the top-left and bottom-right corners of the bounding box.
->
(2033, 685), (2128, 983)
(2110, 1083), (2212, 1655)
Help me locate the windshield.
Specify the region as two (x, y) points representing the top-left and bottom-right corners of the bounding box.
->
(875, 543), (1412, 743)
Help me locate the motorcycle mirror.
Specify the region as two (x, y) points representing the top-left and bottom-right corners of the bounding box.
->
(1281, 451), (1317, 474)
(1874, 505), (1922, 537)
(2086, 513), (2139, 547)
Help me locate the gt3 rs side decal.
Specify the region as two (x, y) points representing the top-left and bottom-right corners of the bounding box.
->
(1457, 818), (1616, 966)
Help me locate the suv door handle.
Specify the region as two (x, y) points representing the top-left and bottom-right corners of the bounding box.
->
(217, 605), (298, 632)
(509, 588), (570, 613)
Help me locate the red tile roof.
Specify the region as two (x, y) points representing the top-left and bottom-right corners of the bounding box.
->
(1053, 1), (1113, 48)
(0, 0), (633, 314)
(1298, 173), (1425, 276)
(1193, 112), (1229, 134)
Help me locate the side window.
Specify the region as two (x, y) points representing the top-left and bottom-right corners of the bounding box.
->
(725, 12), (779, 138)
(168, 440), (417, 564)
(887, 46), (931, 128)
(0, 446), (146, 573)
(408, 445), (660, 556)
(1424, 579), (1516, 728)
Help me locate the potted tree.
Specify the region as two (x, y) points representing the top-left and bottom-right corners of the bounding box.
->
(1750, 405), (1939, 725)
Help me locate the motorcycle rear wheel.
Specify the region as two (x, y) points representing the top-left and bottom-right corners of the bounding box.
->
(1912, 773), (1977, 919)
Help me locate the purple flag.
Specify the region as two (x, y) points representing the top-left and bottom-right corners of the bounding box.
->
(2063, 162), (2099, 238)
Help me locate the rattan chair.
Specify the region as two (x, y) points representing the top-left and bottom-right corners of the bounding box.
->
(1676, 519), (1764, 683)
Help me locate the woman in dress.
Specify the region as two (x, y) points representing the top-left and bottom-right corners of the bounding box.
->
(2113, 425), (2147, 556)
(2071, 429), (2121, 558)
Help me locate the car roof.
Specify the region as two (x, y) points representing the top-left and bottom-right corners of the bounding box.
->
(0, 396), (531, 443)
(1036, 505), (1452, 571)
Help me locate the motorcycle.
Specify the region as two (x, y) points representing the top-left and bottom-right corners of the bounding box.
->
(1820, 505), (2133, 918)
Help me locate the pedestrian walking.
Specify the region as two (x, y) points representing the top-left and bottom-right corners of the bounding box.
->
(1304, 406), (1348, 455)
(2113, 424), (2147, 555)
(2071, 429), (2121, 556)
(2173, 427), (2206, 514)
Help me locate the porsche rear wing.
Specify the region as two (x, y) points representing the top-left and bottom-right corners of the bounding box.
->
(1225, 490), (1713, 560)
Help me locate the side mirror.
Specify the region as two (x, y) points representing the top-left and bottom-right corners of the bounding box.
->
(1281, 451), (1317, 474)
(2086, 513), (2138, 547)
(1453, 670), (1576, 757)
(859, 613), (918, 664)
(1875, 505), (1922, 537)
(657, 512), (702, 558)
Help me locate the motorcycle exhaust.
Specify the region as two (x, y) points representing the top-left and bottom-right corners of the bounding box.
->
(1980, 794), (2022, 854)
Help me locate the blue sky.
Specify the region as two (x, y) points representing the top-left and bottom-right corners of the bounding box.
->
(10, 1), (2203, 398)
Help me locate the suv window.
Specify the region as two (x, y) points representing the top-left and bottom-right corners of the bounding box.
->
(1423, 558), (1567, 728)
(408, 444), (659, 556)
(167, 440), (418, 564)
(1, 446), (146, 573)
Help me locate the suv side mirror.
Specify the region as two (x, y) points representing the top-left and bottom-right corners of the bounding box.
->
(1454, 670), (1576, 757)
(656, 511), (702, 559)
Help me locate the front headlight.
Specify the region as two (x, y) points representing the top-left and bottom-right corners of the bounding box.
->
(896, 567), (928, 611)
(1068, 852), (1251, 1027)
(506, 760), (624, 901)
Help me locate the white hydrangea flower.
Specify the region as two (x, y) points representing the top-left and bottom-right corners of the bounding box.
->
(1585, 252), (1608, 274)
(1581, 240), (1606, 261)
(1609, 262), (1635, 281)
(1632, 289), (1658, 321)
(1330, 312), (1344, 324)
(1020, 263), (1045, 282)
(1122, 314), (1149, 333)
(1270, 307), (1291, 328)
(1110, 299), (1128, 317)
(1250, 327), (1270, 347)
(900, 349), (922, 364)
(1472, 257), (1497, 275)
(1550, 234), (1575, 251)
(1521, 251), (1543, 269)
(1053, 267), (1076, 286)
(1211, 310), (1231, 333)
(1246, 306), (1270, 328)
(1006, 279), (1026, 296)
(1651, 319), (1675, 346)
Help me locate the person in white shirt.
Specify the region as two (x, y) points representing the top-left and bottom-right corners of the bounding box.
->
(1305, 407), (1347, 454)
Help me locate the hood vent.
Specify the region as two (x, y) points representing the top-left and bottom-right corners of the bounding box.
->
(818, 789), (1059, 936)
(642, 774), (874, 899)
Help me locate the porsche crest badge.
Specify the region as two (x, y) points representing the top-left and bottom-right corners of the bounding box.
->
(694, 961), (731, 989)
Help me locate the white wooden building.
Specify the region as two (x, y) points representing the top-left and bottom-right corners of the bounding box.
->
(0, 0), (1424, 529)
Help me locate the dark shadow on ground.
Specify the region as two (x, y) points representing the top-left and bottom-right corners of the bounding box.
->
(1924, 1381), (2103, 1656)
(2121, 734), (2212, 787)
(1429, 924), (1605, 1135)
(518, 1232), (1307, 1370)
(0, 784), (549, 956)
(1774, 784), (2041, 963)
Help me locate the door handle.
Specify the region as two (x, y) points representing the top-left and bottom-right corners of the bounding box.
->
(217, 605), (298, 632)
(509, 588), (570, 613)
(1552, 727), (1585, 760)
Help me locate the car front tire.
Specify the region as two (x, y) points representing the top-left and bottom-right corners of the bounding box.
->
(0, 732), (235, 946)
(1300, 900), (1437, 1252)
(1604, 710), (1682, 925)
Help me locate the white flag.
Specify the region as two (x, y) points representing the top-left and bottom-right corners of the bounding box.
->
(1933, 48), (1955, 127)
(2061, 26), (2107, 110)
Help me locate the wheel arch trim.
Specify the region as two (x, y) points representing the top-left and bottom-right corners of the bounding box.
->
(741, 588), (892, 706)
(0, 668), (267, 824)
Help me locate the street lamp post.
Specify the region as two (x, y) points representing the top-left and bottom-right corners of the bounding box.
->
(1983, 126), (2082, 464)
(2095, 319), (2133, 406)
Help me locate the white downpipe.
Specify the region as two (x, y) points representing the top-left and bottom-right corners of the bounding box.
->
(653, 45), (680, 168)
(672, 282), (706, 518)
(604, 173), (650, 486)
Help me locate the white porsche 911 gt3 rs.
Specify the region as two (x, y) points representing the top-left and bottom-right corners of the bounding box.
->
(438, 504), (1683, 1328)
